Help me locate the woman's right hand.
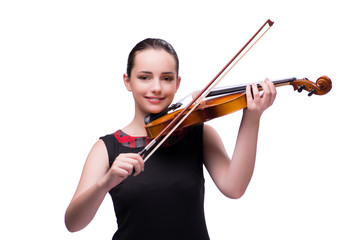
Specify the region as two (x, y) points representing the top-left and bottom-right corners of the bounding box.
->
(101, 153), (144, 191)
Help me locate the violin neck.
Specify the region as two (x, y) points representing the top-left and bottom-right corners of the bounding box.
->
(206, 77), (297, 97)
(272, 77), (297, 87)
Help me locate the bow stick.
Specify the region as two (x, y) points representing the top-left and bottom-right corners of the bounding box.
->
(139, 19), (274, 162)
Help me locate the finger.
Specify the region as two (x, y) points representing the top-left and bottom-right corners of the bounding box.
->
(124, 158), (142, 176)
(136, 154), (145, 172)
(112, 161), (134, 178)
(246, 84), (253, 102)
(127, 153), (145, 175)
(264, 79), (277, 105)
(120, 153), (145, 169)
(114, 154), (143, 176)
(131, 153), (145, 173)
(119, 161), (136, 176)
(251, 82), (260, 101)
(259, 80), (271, 104)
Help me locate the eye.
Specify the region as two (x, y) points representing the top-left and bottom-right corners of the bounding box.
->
(162, 75), (174, 82)
(138, 75), (150, 81)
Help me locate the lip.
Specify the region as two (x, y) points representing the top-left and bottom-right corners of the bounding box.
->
(145, 96), (165, 103)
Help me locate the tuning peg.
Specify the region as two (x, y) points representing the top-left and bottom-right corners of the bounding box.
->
(308, 89), (316, 96)
(297, 85), (305, 92)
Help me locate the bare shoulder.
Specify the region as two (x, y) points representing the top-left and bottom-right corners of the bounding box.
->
(83, 139), (109, 178)
(72, 139), (109, 198)
(88, 139), (108, 161)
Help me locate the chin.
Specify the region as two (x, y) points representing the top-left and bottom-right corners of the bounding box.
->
(150, 108), (167, 115)
(146, 105), (168, 115)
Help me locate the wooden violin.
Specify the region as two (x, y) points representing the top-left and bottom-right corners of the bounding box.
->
(144, 76), (332, 139)
(138, 19), (332, 162)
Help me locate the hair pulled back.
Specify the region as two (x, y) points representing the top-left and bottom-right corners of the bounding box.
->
(126, 38), (179, 77)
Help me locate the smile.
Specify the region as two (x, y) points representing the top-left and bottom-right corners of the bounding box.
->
(145, 97), (165, 103)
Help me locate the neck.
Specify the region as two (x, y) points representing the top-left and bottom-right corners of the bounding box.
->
(123, 108), (149, 137)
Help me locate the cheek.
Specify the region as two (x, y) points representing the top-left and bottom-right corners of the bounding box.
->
(165, 83), (179, 94)
(131, 82), (147, 93)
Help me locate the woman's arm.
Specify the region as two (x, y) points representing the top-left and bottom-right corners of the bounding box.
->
(65, 140), (144, 232)
(203, 79), (276, 199)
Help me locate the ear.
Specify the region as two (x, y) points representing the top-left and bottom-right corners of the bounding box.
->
(175, 76), (181, 93)
(123, 73), (132, 91)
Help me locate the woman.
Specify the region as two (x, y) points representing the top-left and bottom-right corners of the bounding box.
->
(65, 38), (276, 239)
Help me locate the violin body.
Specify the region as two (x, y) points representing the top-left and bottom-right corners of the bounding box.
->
(144, 76), (332, 139)
(145, 92), (247, 139)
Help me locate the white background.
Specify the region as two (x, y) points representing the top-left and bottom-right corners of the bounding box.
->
(1, 0), (359, 239)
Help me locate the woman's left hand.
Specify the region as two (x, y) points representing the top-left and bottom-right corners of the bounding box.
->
(245, 78), (276, 118)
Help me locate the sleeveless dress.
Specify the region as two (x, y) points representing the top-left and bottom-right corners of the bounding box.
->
(100, 124), (210, 240)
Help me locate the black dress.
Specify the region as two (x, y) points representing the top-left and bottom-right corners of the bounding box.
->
(100, 124), (210, 240)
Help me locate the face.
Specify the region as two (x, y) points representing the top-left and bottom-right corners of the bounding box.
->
(124, 49), (181, 117)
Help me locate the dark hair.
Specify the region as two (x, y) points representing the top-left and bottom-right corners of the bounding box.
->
(126, 38), (179, 78)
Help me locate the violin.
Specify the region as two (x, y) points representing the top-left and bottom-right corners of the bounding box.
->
(138, 19), (332, 162)
(144, 76), (332, 139)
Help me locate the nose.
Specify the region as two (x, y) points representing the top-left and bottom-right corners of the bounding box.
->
(151, 78), (162, 94)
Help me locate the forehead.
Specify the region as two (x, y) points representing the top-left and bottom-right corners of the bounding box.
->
(132, 49), (177, 73)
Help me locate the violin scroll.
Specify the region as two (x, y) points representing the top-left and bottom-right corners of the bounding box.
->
(291, 76), (332, 96)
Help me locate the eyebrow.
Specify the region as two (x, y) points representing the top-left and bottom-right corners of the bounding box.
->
(138, 71), (175, 75)
(138, 71), (152, 74)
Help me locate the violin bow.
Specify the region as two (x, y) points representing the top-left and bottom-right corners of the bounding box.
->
(139, 19), (274, 162)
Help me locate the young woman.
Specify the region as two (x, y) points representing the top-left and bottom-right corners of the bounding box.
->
(65, 38), (276, 239)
